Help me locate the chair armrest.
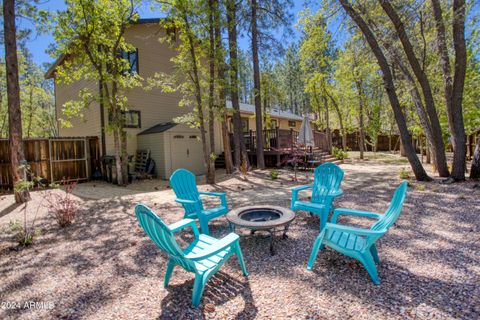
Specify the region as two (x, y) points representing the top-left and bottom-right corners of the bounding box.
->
(175, 198), (200, 205)
(185, 233), (239, 261)
(331, 208), (382, 223)
(325, 223), (384, 238)
(199, 191), (227, 207)
(199, 191), (225, 197)
(168, 218), (200, 237)
(330, 189), (344, 198)
(291, 185), (312, 203)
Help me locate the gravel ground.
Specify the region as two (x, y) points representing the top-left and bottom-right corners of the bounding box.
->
(0, 154), (479, 319)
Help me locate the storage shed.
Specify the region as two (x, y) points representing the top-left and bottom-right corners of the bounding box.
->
(137, 122), (205, 179)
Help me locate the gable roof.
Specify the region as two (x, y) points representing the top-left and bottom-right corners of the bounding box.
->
(225, 101), (305, 121)
(138, 122), (177, 135)
(44, 18), (163, 79)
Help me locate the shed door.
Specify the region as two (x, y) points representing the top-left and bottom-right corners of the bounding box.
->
(169, 133), (205, 175)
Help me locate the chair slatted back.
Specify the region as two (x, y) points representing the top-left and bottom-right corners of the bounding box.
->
(371, 181), (408, 232)
(311, 163), (344, 204)
(135, 204), (195, 271)
(170, 169), (204, 217)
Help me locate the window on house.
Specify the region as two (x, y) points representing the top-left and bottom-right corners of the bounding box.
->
(120, 49), (139, 75)
(270, 119), (278, 129)
(288, 120), (296, 128)
(122, 110), (141, 128)
(241, 118), (249, 132)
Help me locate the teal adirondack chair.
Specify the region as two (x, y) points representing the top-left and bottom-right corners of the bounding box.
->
(307, 181), (408, 284)
(135, 204), (248, 307)
(170, 169), (228, 235)
(291, 162), (344, 232)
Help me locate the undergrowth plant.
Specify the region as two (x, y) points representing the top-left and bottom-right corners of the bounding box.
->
(43, 179), (79, 227)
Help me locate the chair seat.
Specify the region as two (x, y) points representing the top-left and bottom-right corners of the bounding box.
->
(184, 234), (232, 274)
(325, 230), (366, 251)
(292, 201), (326, 212)
(202, 205), (228, 217)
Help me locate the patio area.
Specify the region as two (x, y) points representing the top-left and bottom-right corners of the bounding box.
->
(0, 153), (479, 319)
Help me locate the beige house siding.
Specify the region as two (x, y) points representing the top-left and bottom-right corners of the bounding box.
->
(103, 24), (192, 156)
(55, 79), (101, 138)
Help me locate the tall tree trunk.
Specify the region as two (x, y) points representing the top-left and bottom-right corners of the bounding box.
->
(250, 0), (265, 169)
(470, 135), (480, 179)
(214, 0), (233, 174)
(324, 96), (332, 152)
(110, 82), (126, 186)
(325, 90), (346, 150)
(121, 129), (128, 184)
(184, 15), (214, 184)
(226, 0), (248, 169)
(355, 79), (365, 160)
(4, 0), (30, 203)
(338, 0), (430, 181)
(431, 0), (467, 181)
(207, 0), (216, 184)
(380, 0), (449, 177)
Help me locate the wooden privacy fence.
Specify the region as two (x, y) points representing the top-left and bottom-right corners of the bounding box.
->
(0, 137), (99, 189)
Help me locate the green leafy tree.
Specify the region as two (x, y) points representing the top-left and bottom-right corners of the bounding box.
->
(53, 0), (143, 186)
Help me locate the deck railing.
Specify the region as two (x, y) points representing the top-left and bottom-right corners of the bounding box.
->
(236, 128), (330, 153)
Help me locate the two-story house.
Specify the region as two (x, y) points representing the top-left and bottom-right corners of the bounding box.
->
(46, 18), (307, 179)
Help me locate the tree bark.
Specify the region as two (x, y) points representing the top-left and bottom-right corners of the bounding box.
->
(338, 0), (430, 181)
(431, 0), (467, 181)
(355, 79), (365, 160)
(184, 14), (215, 184)
(207, 0), (216, 184)
(380, 0), (449, 177)
(214, 0), (233, 174)
(226, 0), (248, 169)
(470, 135), (480, 179)
(325, 90), (346, 150)
(4, 0), (30, 202)
(250, 0), (265, 169)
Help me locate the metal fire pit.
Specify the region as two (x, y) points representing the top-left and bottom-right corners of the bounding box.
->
(227, 205), (295, 255)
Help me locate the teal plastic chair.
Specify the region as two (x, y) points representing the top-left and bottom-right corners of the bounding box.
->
(291, 162), (344, 232)
(170, 169), (228, 235)
(135, 204), (248, 307)
(307, 181), (408, 284)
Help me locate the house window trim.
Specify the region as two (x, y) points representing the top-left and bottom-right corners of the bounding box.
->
(288, 120), (296, 128)
(120, 48), (139, 75)
(122, 110), (141, 128)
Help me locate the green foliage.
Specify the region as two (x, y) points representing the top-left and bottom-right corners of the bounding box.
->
(53, 0), (143, 128)
(332, 147), (348, 160)
(399, 167), (411, 180)
(415, 184), (426, 191)
(270, 169), (279, 179)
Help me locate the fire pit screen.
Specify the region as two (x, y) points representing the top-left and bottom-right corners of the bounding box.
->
(227, 205), (295, 255)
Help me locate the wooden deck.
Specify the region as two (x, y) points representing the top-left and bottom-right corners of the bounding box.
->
(237, 128), (331, 167)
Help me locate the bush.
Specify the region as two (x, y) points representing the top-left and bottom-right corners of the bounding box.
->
(415, 184), (426, 191)
(44, 180), (79, 227)
(399, 168), (411, 179)
(332, 147), (348, 160)
(270, 170), (279, 179)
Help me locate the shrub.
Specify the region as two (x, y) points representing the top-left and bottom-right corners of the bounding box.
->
(415, 184), (426, 191)
(44, 180), (79, 227)
(399, 168), (411, 179)
(270, 170), (279, 179)
(332, 147), (348, 160)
